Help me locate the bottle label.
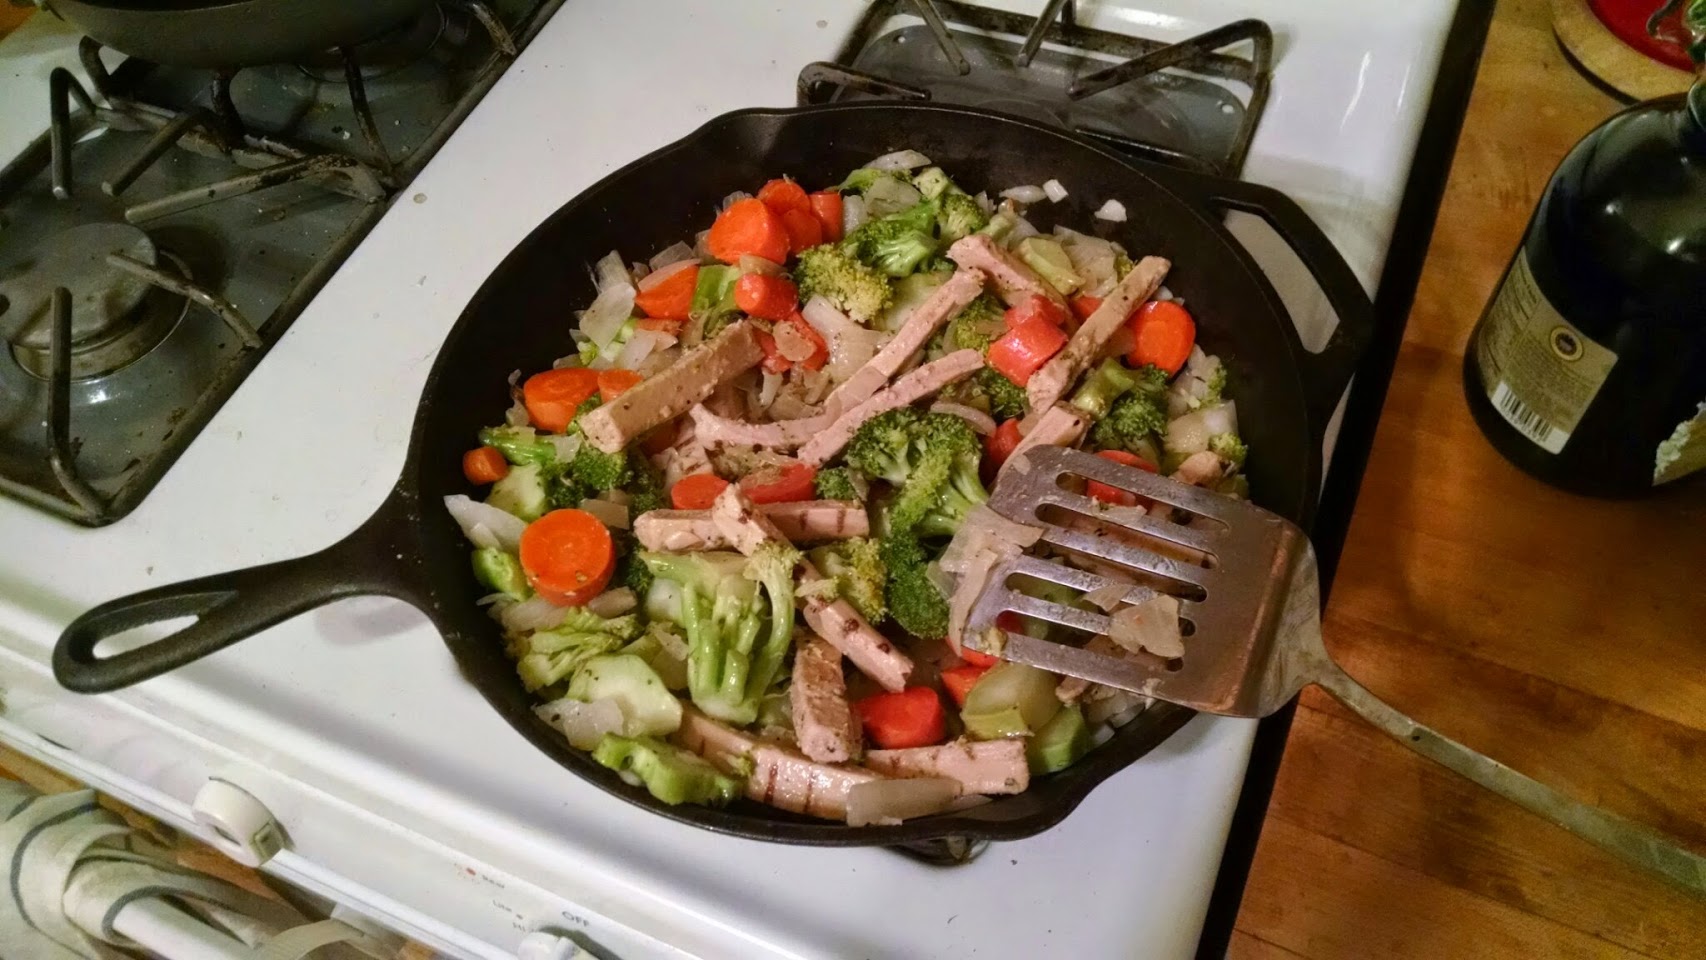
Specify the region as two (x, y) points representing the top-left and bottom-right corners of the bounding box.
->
(1474, 249), (1617, 454)
(1654, 401), (1706, 485)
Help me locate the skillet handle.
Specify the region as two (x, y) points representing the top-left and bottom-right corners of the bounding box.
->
(1137, 162), (1378, 432)
(54, 491), (426, 693)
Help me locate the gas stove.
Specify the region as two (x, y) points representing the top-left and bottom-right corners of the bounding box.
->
(0, 2), (1482, 958)
(0, 0), (557, 525)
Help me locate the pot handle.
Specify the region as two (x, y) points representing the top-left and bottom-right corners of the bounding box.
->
(54, 490), (427, 693)
(1137, 162), (1378, 432)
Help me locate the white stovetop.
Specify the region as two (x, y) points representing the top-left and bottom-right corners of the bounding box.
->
(0, 2), (1459, 957)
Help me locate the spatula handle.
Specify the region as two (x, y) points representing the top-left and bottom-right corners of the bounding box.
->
(1312, 662), (1706, 897)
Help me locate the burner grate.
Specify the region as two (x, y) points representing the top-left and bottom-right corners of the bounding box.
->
(799, 0), (1272, 177)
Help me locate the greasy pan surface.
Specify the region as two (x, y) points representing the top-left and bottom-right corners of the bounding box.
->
(411, 103), (1338, 843)
(58, 103), (1371, 845)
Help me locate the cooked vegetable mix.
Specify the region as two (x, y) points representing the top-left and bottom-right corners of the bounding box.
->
(446, 157), (1250, 822)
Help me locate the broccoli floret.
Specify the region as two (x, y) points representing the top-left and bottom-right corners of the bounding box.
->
(640, 547), (798, 725)
(978, 368), (1029, 420)
(1201, 364), (1229, 407)
(512, 607), (640, 693)
(624, 456), (667, 516)
(838, 167), (886, 193)
(842, 199), (940, 277)
(879, 533), (949, 640)
(814, 465), (862, 501)
(848, 410), (988, 538)
(1068, 358), (1140, 419)
(1016, 237), (1083, 295)
(478, 425), (556, 466)
(591, 735), (742, 807)
(910, 166), (956, 199)
(936, 192), (989, 243)
(1089, 390), (1168, 456)
(978, 208), (1018, 242)
(793, 244), (893, 324)
(945, 294), (1006, 353)
(808, 537), (887, 623)
(1131, 363), (1172, 399)
(1208, 433), (1248, 469)
(607, 528), (654, 597)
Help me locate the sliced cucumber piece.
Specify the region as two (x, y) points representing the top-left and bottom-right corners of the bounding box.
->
(487, 462), (550, 521)
(471, 547), (529, 600)
(1027, 703), (1092, 774)
(568, 654), (682, 737)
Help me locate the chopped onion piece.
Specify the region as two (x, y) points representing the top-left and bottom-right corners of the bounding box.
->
(1000, 184), (1047, 204)
(772, 320), (815, 362)
(930, 401), (996, 435)
(1094, 199), (1128, 222)
(444, 495), (527, 552)
(649, 241), (697, 270)
(499, 594), (574, 633)
(924, 559), (957, 600)
(867, 148), (932, 171)
(637, 258), (696, 293)
(1006, 215), (1040, 245)
(615, 329), (674, 371)
(1108, 594), (1184, 660)
(842, 194), (868, 235)
(845, 777), (960, 826)
(865, 175), (923, 217)
(1164, 409), (1215, 455)
(546, 434), (582, 462)
(536, 698), (625, 750)
(1042, 179), (1068, 202)
(758, 370), (784, 409)
(693, 228), (714, 261)
(1090, 724), (1117, 747)
(719, 190), (753, 211)
(579, 285), (636, 349)
(592, 251), (633, 293)
(1084, 582), (1130, 612)
(972, 191), (994, 215)
(586, 587), (637, 617)
(802, 295), (888, 383)
(1199, 400), (1238, 438)
(580, 497), (630, 530)
(504, 399), (530, 427)
(737, 254), (785, 276)
(551, 354), (582, 370)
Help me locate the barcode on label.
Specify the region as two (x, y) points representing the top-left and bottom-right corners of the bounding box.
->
(1492, 380), (1567, 453)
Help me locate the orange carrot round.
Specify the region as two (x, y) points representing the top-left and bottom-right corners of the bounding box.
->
(707, 198), (790, 265)
(739, 460), (816, 504)
(988, 319), (1068, 386)
(523, 368), (600, 433)
(1068, 294), (1103, 321)
(1126, 300), (1196, 375)
(939, 664), (988, 708)
(808, 190), (844, 242)
(781, 311), (828, 371)
(985, 418), (1023, 470)
(462, 447), (509, 485)
(756, 178), (812, 214)
(734, 273), (799, 321)
(1085, 449), (1156, 507)
(958, 646), (999, 669)
(519, 509), (614, 606)
(779, 207), (825, 255)
(855, 687), (947, 749)
(633, 263), (698, 321)
(596, 369), (642, 402)
(670, 472), (730, 510)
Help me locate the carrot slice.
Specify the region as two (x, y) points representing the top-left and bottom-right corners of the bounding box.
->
(755, 328), (791, 374)
(596, 369), (643, 402)
(519, 509), (614, 606)
(959, 646), (999, 669)
(671, 472), (730, 510)
(1069, 295), (1102, 321)
(855, 687), (947, 749)
(1004, 293), (1070, 330)
(808, 190), (844, 242)
(707, 198), (790, 265)
(523, 368), (600, 433)
(1126, 300), (1196, 375)
(781, 311), (829, 371)
(939, 665), (988, 708)
(1085, 449), (1157, 507)
(779, 207), (825, 255)
(757, 178), (812, 214)
(636, 316), (683, 335)
(634, 263), (699, 321)
(462, 447), (509, 485)
(734, 273), (799, 321)
(987, 319), (1068, 387)
(739, 460), (816, 504)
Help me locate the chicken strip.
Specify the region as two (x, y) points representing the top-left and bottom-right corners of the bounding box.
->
(579, 322), (762, 453)
(633, 501), (869, 552)
(688, 402), (831, 450)
(826, 267), (986, 411)
(946, 234), (1069, 311)
(1001, 403), (1089, 478)
(674, 706), (882, 820)
(791, 635), (861, 764)
(1172, 449), (1234, 488)
(865, 739), (1029, 795)
(1024, 255), (1171, 417)
(797, 349), (984, 465)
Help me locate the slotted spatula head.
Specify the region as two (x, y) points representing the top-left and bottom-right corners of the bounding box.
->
(965, 445), (1319, 718)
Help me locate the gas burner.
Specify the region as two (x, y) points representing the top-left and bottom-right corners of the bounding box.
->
(801, 0), (1272, 176)
(295, 3), (458, 83)
(0, 222), (189, 380)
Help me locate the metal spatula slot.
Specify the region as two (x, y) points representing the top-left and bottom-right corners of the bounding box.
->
(968, 446), (1706, 895)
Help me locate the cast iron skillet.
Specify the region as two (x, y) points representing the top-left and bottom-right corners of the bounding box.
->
(56, 103), (1374, 845)
(45, 0), (433, 69)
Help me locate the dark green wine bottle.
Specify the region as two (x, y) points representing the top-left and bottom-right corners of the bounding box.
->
(1463, 78), (1706, 496)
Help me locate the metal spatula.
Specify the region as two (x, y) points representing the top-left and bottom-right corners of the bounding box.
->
(967, 446), (1705, 896)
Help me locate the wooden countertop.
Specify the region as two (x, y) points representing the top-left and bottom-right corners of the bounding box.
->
(1230, 1), (1706, 957)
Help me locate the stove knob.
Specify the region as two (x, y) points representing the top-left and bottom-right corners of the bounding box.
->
(191, 778), (285, 867)
(517, 930), (584, 960)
